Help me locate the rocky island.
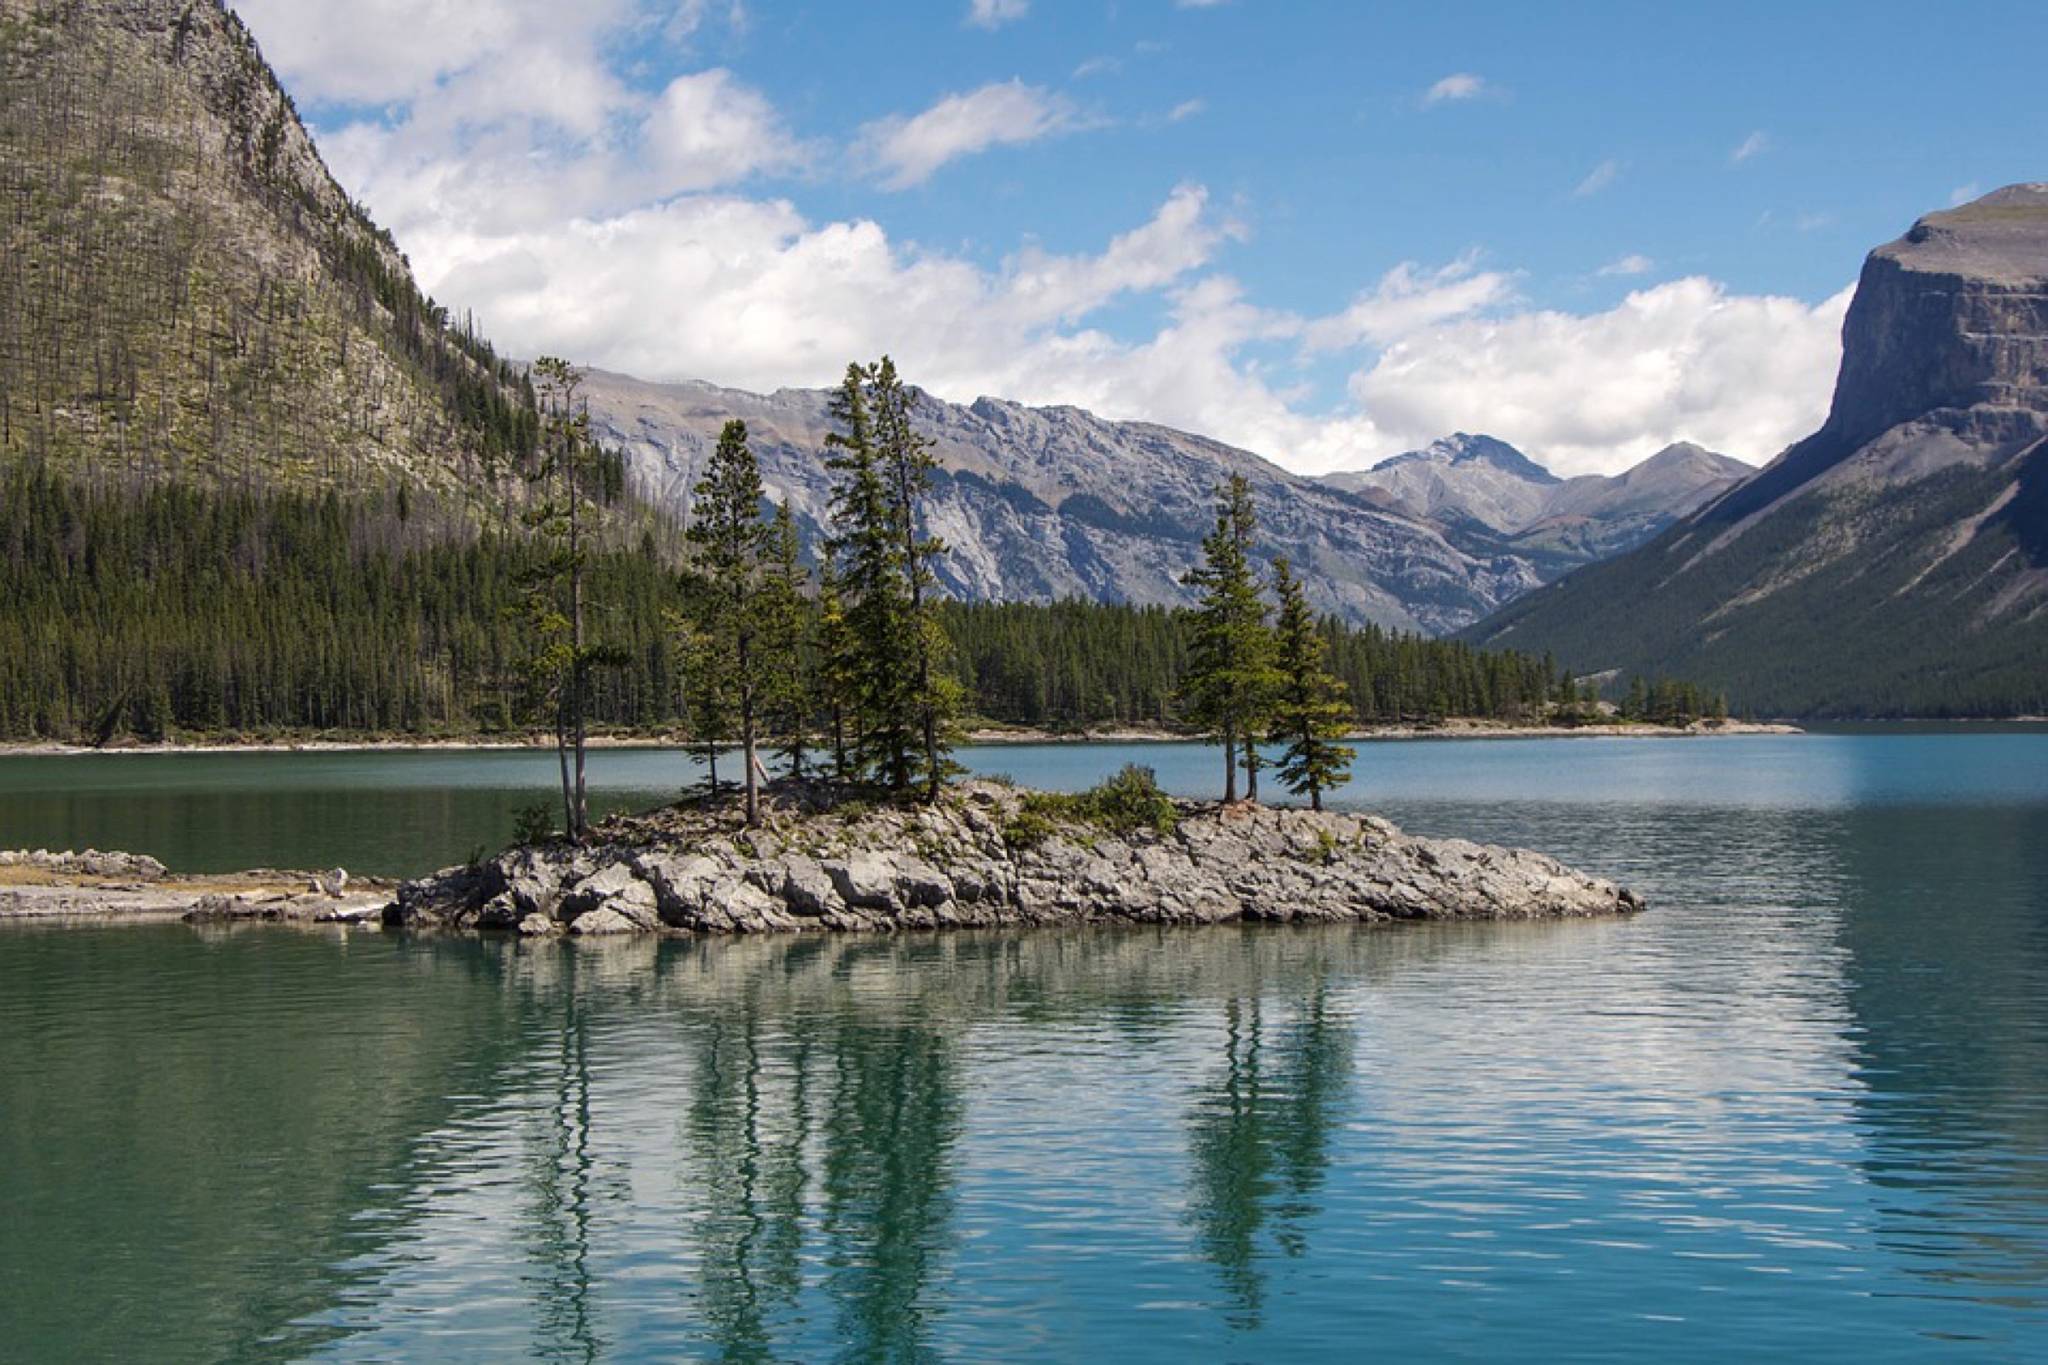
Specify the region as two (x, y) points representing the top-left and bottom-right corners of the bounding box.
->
(385, 776), (1643, 937)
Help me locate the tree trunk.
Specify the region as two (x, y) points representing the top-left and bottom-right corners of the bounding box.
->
(566, 435), (588, 842)
(555, 696), (573, 840)
(1223, 726), (1238, 803)
(739, 637), (758, 827)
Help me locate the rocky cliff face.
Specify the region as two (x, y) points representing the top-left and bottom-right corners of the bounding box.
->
(385, 782), (1643, 936)
(1467, 185), (2048, 717)
(584, 370), (1544, 633)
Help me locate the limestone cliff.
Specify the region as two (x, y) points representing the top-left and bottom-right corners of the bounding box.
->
(1468, 185), (2048, 717)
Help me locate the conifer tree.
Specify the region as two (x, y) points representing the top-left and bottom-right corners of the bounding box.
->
(760, 498), (811, 779)
(686, 419), (773, 824)
(1182, 475), (1279, 802)
(1269, 556), (1355, 811)
(675, 610), (733, 796)
(869, 356), (962, 801)
(815, 545), (860, 782)
(516, 356), (619, 842)
(824, 361), (915, 789)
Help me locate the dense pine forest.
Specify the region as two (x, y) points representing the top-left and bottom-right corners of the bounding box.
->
(0, 461), (1714, 745)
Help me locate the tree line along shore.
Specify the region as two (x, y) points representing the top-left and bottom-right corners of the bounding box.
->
(0, 358), (1738, 824)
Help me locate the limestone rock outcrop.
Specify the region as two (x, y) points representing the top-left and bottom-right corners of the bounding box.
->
(384, 782), (1642, 936)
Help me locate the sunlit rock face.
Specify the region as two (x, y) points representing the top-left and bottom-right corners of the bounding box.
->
(581, 371), (1548, 634)
(1465, 184), (2048, 717)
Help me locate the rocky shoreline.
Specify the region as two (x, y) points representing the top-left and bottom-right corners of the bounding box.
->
(0, 849), (390, 924)
(387, 780), (1643, 937)
(0, 717), (1803, 756)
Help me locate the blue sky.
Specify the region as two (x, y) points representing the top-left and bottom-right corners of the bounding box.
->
(234, 0), (2047, 476)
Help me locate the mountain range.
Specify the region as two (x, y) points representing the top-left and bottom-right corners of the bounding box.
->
(16, 1), (2042, 718)
(582, 373), (1740, 633)
(1320, 433), (1753, 571)
(0, 0), (1746, 640)
(1468, 184), (2048, 716)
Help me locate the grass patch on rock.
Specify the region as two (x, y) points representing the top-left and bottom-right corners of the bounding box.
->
(1002, 764), (1179, 849)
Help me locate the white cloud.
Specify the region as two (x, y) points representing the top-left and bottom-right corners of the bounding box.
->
(1073, 55), (1121, 79)
(1730, 130), (1770, 164)
(1950, 182), (1981, 206)
(642, 70), (806, 193)
(235, 3), (1851, 483)
(1596, 253), (1655, 277)
(1166, 98), (1206, 123)
(1349, 278), (1853, 475)
(1573, 158), (1621, 198)
(966, 0), (1028, 29)
(859, 81), (1085, 189)
(1302, 254), (1517, 352)
(1424, 72), (1487, 104)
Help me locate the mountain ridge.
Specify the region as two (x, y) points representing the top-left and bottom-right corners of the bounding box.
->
(583, 368), (1545, 634)
(1320, 432), (1752, 567)
(1464, 184), (2048, 716)
(0, 0), (534, 498)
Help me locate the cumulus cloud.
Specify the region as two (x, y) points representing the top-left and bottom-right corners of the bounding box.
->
(1573, 158), (1621, 198)
(234, 2), (1852, 481)
(1350, 278), (1853, 475)
(1730, 130), (1769, 164)
(860, 81), (1085, 189)
(1301, 255), (1517, 352)
(1424, 72), (1488, 104)
(966, 0), (1028, 29)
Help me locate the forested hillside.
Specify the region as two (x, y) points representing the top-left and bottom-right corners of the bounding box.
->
(0, 464), (1645, 743)
(0, 0), (534, 497)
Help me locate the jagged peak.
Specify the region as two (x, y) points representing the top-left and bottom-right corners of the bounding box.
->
(1370, 433), (1560, 485)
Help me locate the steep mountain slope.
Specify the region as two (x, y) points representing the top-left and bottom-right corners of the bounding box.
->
(583, 370), (1545, 634)
(1322, 433), (1751, 569)
(1467, 185), (2048, 716)
(1511, 441), (1755, 563)
(0, 0), (533, 495)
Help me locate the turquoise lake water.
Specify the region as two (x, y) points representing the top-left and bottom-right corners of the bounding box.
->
(2, 732), (2046, 1359)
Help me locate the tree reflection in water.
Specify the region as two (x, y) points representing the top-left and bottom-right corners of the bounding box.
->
(1184, 975), (1353, 1329)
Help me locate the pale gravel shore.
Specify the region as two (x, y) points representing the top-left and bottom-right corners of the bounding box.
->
(964, 719), (1803, 744)
(0, 874), (391, 923)
(0, 719), (1803, 757)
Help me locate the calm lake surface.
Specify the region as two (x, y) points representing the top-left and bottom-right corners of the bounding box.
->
(3, 732), (2047, 1359)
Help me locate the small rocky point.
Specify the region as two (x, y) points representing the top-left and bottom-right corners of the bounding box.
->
(385, 781), (1644, 937)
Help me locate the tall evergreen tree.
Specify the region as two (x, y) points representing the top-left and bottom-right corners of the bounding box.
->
(516, 356), (618, 842)
(1269, 556), (1355, 811)
(685, 419), (774, 825)
(760, 498), (811, 780)
(1181, 475), (1279, 802)
(674, 609), (733, 796)
(815, 546), (860, 782)
(824, 361), (915, 789)
(869, 356), (962, 801)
